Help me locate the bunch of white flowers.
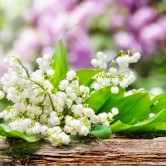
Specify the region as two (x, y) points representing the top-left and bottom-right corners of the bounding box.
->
(91, 50), (141, 93)
(91, 52), (107, 69)
(0, 53), (121, 146)
(116, 52), (141, 69)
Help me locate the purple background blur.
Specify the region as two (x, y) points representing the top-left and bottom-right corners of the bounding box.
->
(0, 0), (166, 89)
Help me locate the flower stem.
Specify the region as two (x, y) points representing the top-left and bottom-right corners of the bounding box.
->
(24, 78), (55, 111)
(11, 56), (30, 78)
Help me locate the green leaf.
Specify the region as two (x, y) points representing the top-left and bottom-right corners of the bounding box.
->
(108, 92), (150, 125)
(76, 69), (100, 86)
(85, 86), (112, 113)
(110, 93), (166, 134)
(129, 108), (166, 131)
(0, 121), (42, 142)
(0, 98), (12, 112)
(51, 40), (68, 87)
(111, 108), (166, 133)
(97, 88), (125, 114)
(151, 92), (166, 114)
(85, 87), (125, 114)
(90, 125), (112, 139)
(111, 120), (132, 133)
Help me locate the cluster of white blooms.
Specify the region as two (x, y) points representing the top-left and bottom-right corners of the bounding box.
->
(0, 54), (119, 146)
(91, 50), (141, 93)
(91, 52), (107, 69)
(116, 52), (141, 69)
(91, 69), (136, 93)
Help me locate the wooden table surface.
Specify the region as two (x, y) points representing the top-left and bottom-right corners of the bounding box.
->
(0, 136), (166, 166)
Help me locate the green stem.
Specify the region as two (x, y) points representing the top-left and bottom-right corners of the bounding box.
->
(17, 60), (30, 78)
(23, 78), (55, 111)
(46, 92), (55, 111)
(10, 56), (30, 78)
(107, 50), (124, 65)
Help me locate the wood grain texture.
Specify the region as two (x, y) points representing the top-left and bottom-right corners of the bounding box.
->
(0, 137), (166, 166)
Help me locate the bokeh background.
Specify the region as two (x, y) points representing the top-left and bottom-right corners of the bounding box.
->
(0, 0), (166, 92)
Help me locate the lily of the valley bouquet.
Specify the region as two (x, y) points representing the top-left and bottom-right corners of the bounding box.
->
(0, 41), (166, 146)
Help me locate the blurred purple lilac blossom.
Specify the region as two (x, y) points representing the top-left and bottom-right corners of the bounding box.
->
(0, 0), (165, 78)
(13, 0), (110, 69)
(111, 1), (166, 56)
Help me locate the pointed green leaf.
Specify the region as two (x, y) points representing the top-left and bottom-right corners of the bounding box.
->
(111, 108), (166, 133)
(97, 88), (125, 114)
(110, 120), (132, 133)
(107, 92), (150, 125)
(0, 98), (12, 112)
(85, 87), (125, 113)
(90, 125), (112, 139)
(85, 86), (112, 113)
(129, 108), (166, 131)
(76, 69), (100, 86)
(51, 40), (68, 87)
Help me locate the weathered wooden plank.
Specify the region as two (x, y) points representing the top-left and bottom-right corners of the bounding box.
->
(0, 137), (166, 165)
